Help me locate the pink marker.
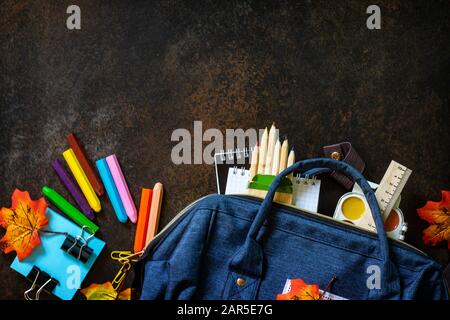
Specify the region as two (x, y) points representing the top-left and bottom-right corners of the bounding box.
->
(106, 154), (137, 223)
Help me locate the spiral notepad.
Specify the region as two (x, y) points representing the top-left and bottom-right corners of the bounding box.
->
(290, 174), (321, 212)
(215, 149), (321, 212)
(224, 167), (251, 194)
(214, 148), (252, 194)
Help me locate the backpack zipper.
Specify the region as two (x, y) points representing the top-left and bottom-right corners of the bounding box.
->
(229, 194), (429, 256)
(138, 193), (428, 262)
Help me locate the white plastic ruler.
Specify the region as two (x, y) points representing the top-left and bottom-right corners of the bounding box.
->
(375, 160), (412, 218)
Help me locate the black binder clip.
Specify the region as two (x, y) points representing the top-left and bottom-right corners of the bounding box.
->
(61, 226), (95, 263)
(24, 266), (58, 300)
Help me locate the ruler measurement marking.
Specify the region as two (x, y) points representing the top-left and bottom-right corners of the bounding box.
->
(375, 161), (412, 218)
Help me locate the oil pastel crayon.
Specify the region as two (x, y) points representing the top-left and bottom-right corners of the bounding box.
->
(67, 133), (104, 196)
(134, 188), (153, 252)
(96, 158), (128, 223)
(145, 182), (163, 246)
(52, 158), (94, 220)
(42, 186), (99, 233)
(106, 154), (137, 223)
(63, 148), (101, 213)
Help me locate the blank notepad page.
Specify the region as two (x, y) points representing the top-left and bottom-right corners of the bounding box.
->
(225, 168), (250, 194)
(291, 178), (321, 212)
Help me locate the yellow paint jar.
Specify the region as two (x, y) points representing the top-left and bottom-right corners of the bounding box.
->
(342, 196), (366, 220)
(333, 192), (374, 231)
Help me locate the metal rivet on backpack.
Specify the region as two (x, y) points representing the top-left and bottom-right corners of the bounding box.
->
(236, 277), (246, 287)
(331, 151), (341, 160)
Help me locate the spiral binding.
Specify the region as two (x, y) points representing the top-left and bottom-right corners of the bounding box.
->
(232, 166), (247, 176)
(219, 148), (318, 183)
(217, 147), (254, 163)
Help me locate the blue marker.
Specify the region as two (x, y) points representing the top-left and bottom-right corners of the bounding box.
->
(96, 158), (128, 223)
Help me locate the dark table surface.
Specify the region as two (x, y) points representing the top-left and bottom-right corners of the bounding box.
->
(0, 0), (449, 300)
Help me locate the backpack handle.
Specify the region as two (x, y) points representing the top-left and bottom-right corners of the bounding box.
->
(247, 158), (390, 264)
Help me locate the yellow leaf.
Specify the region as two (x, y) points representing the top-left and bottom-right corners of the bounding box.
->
(81, 282), (131, 300)
(118, 288), (132, 300)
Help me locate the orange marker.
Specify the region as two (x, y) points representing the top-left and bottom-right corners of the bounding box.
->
(145, 182), (163, 247)
(134, 188), (153, 253)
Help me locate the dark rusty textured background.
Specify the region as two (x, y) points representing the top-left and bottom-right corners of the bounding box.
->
(0, 0), (449, 299)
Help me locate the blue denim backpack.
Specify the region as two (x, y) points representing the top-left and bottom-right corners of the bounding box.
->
(134, 158), (449, 300)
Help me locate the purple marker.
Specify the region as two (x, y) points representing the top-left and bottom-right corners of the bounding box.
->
(52, 158), (95, 220)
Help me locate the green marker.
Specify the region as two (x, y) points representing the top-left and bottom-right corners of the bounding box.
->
(42, 186), (99, 234)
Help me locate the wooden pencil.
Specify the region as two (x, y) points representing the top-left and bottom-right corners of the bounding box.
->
(257, 127), (268, 174)
(278, 138), (289, 174)
(264, 123), (278, 174)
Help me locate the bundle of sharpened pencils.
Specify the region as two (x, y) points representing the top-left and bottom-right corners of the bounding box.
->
(249, 123), (295, 181)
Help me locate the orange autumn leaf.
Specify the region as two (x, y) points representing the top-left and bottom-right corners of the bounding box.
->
(80, 282), (131, 300)
(118, 288), (132, 300)
(0, 189), (48, 261)
(417, 190), (450, 249)
(276, 278), (320, 300)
